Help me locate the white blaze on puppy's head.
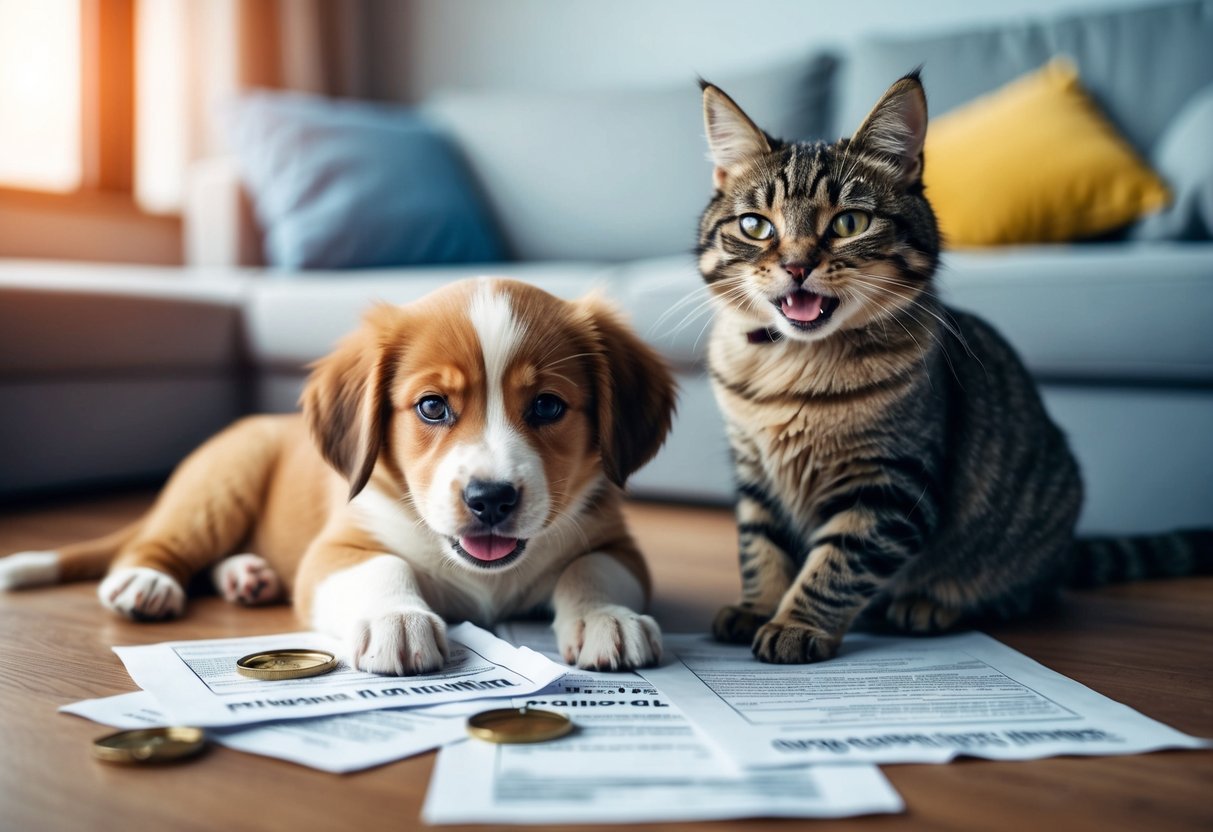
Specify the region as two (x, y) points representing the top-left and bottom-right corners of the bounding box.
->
(423, 280), (551, 564)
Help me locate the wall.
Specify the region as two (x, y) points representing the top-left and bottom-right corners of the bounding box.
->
(0, 190), (182, 265)
(377, 0), (1179, 99)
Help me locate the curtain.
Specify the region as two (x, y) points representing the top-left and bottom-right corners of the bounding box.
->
(135, 0), (374, 214)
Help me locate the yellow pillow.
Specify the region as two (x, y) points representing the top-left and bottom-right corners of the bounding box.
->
(923, 59), (1169, 248)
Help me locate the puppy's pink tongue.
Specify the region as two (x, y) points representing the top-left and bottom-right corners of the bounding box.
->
(459, 534), (518, 561)
(781, 290), (824, 322)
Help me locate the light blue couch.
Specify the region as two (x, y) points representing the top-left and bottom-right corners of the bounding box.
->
(2, 0), (1211, 536)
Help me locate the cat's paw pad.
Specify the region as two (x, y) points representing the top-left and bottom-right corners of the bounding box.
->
(555, 605), (662, 671)
(712, 604), (771, 644)
(212, 553), (282, 606)
(98, 567), (185, 621)
(348, 609), (449, 675)
(751, 620), (839, 664)
(886, 597), (962, 633)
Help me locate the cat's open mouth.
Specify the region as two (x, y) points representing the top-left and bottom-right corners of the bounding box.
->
(776, 290), (840, 331)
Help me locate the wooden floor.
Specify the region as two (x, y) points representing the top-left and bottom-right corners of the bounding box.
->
(0, 490), (1210, 832)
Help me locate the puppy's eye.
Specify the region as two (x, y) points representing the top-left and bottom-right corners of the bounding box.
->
(739, 214), (775, 241)
(416, 395), (450, 424)
(831, 210), (871, 238)
(528, 394), (566, 426)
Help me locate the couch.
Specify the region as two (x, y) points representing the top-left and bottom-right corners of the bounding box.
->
(3, 1), (1211, 537)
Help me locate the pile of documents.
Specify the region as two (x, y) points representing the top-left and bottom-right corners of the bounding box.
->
(63, 620), (1209, 824)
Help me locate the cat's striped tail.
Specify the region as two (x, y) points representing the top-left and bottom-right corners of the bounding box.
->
(1068, 529), (1213, 588)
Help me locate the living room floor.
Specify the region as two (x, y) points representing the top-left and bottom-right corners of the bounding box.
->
(0, 490), (1209, 831)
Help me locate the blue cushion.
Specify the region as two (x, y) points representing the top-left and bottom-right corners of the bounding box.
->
(1132, 83), (1213, 242)
(223, 91), (505, 270)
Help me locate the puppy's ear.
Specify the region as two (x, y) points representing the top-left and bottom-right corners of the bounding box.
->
(301, 305), (402, 501)
(581, 297), (677, 488)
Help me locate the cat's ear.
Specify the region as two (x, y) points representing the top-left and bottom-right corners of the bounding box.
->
(701, 81), (770, 189)
(850, 71), (928, 184)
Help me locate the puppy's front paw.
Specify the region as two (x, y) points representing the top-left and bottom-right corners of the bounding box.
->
(212, 553), (282, 606)
(348, 609), (449, 675)
(98, 567), (186, 621)
(555, 605), (662, 671)
(712, 603), (770, 644)
(751, 619), (839, 664)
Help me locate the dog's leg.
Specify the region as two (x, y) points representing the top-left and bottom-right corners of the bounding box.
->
(100, 416), (284, 621)
(552, 550), (662, 671)
(211, 554), (283, 606)
(296, 544), (448, 675)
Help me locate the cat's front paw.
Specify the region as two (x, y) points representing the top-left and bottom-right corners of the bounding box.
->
(751, 620), (840, 664)
(712, 604), (771, 644)
(555, 605), (662, 671)
(886, 596), (962, 633)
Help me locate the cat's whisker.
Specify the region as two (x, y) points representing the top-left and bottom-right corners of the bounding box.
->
(848, 271), (977, 359)
(667, 289), (738, 334)
(669, 282), (752, 338)
(847, 272), (985, 378)
(649, 283), (718, 332)
(843, 280), (957, 384)
(839, 283), (934, 380)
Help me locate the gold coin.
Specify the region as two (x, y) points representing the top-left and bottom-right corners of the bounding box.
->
(235, 649), (338, 681)
(467, 707), (574, 744)
(92, 727), (207, 764)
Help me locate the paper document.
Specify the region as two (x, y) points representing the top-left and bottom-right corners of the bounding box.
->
(640, 632), (1210, 767)
(113, 622), (565, 727)
(61, 691), (467, 773)
(415, 621), (646, 717)
(423, 622), (903, 824)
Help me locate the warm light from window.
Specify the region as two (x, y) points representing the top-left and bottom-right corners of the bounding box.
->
(0, 0), (81, 191)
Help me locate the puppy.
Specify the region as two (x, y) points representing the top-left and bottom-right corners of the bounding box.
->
(0, 278), (677, 674)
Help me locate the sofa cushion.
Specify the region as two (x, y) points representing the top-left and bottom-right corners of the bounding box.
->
(615, 245), (1213, 383)
(0, 378), (243, 497)
(608, 254), (708, 369)
(939, 244), (1213, 382)
(421, 54), (837, 263)
(242, 263), (615, 369)
(0, 261), (245, 374)
(223, 91), (506, 270)
(923, 59), (1168, 247)
(0, 260), (247, 497)
(837, 1), (1213, 155)
(1132, 83), (1213, 242)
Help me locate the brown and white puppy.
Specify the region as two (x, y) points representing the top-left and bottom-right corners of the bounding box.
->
(0, 278), (677, 674)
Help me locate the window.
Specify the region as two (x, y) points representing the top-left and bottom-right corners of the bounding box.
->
(0, 0), (82, 191)
(0, 0), (179, 265)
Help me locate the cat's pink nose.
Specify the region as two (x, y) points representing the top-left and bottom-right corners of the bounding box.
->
(782, 261), (815, 284)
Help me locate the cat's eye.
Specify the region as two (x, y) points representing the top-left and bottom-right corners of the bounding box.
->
(528, 393), (566, 426)
(416, 395), (451, 424)
(831, 211), (871, 238)
(739, 214), (775, 241)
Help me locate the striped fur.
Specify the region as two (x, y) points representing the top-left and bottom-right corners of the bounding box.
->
(697, 74), (1211, 663)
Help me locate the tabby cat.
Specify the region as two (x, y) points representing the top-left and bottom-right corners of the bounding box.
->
(697, 72), (1211, 664)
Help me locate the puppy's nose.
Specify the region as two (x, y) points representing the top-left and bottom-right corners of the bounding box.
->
(782, 260), (817, 284)
(462, 480), (519, 526)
